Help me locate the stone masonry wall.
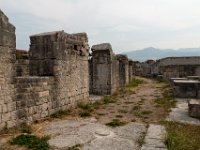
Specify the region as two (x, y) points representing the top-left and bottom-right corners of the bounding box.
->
(0, 10), (16, 128)
(156, 57), (200, 79)
(13, 77), (52, 127)
(16, 59), (29, 76)
(29, 31), (89, 115)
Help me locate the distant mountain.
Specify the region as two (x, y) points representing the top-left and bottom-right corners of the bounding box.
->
(123, 47), (200, 62)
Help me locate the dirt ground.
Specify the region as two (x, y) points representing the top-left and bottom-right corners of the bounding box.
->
(0, 77), (170, 150)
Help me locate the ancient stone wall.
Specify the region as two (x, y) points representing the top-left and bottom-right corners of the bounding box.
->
(13, 77), (52, 127)
(29, 31), (90, 114)
(15, 59), (29, 76)
(156, 57), (200, 79)
(0, 10), (16, 128)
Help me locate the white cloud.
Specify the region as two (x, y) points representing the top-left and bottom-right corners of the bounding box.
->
(1, 0), (200, 52)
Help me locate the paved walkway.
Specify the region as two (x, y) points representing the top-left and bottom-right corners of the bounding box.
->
(44, 118), (146, 150)
(141, 124), (167, 150)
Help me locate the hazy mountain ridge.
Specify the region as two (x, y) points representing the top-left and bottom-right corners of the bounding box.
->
(123, 47), (200, 62)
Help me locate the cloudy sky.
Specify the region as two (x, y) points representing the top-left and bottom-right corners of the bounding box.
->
(1, 0), (200, 53)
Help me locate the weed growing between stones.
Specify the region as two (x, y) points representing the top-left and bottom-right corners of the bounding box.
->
(68, 144), (82, 150)
(164, 121), (200, 150)
(106, 119), (126, 127)
(137, 131), (146, 147)
(78, 101), (94, 117)
(10, 134), (50, 150)
(126, 78), (144, 88)
(50, 109), (71, 119)
(103, 96), (115, 104)
(79, 111), (91, 117)
(154, 89), (176, 113)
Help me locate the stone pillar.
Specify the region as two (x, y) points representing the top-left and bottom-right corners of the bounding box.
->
(117, 54), (129, 87)
(0, 10), (16, 128)
(129, 60), (133, 82)
(91, 43), (115, 95)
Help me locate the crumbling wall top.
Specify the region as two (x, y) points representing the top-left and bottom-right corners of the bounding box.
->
(158, 57), (200, 66)
(91, 43), (113, 52)
(116, 54), (128, 62)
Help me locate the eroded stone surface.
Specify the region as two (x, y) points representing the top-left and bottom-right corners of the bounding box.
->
(44, 118), (146, 150)
(141, 124), (167, 150)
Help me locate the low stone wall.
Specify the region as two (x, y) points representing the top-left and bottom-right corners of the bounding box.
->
(13, 77), (52, 127)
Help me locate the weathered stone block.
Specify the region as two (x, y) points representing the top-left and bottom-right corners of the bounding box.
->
(188, 99), (200, 118)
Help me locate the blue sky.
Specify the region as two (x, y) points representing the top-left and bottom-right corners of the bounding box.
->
(1, 0), (200, 53)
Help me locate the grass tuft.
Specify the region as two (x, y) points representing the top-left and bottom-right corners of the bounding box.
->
(103, 96), (115, 104)
(164, 121), (200, 150)
(106, 119), (126, 127)
(10, 134), (50, 150)
(79, 111), (91, 117)
(127, 78), (144, 88)
(50, 109), (71, 118)
(78, 102), (94, 112)
(68, 144), (82, 150)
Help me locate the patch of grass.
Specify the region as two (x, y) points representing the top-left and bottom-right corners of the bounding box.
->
(78, 102), (94, 112)
(50, 109), (71, 118)
(68, 144), (82, 150)
(154, 89), (176, 113)
(137, 131), (146, 147)
(141, 110), (152, 116)
(164, 121), (200, 150)
(106, 119), (126, 127)
(20, 123), (32, 134)
(10, 134), (50, 150)
(16, 54), (29, 59)
(93, 100), (103, 109)
(127, 78), (144, 88)
(79, 111), (91, 117)
(118, 109), (128, 114)
(103, 96), (115, 104)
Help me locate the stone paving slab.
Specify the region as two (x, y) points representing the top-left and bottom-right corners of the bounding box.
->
(141, 124), (167, 150)
(44, 118), (146, 150)
(166, 98), (200, 125)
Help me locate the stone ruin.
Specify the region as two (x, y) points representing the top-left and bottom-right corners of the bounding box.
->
(89, 44), (133, 95)
(0, 10), (134, 129)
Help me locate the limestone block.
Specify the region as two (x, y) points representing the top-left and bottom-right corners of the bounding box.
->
(38, 91), (49, 98)
(188, 99), (200, 118)
(2, 112), (11, 122)
(6, 120), (16, 128)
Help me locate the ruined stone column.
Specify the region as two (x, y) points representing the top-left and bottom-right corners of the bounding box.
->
(129, 60), (133, 82)
(117, 54), (129, 87)
(91, 43), (117, 95)
(0, 9), (16, 128)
